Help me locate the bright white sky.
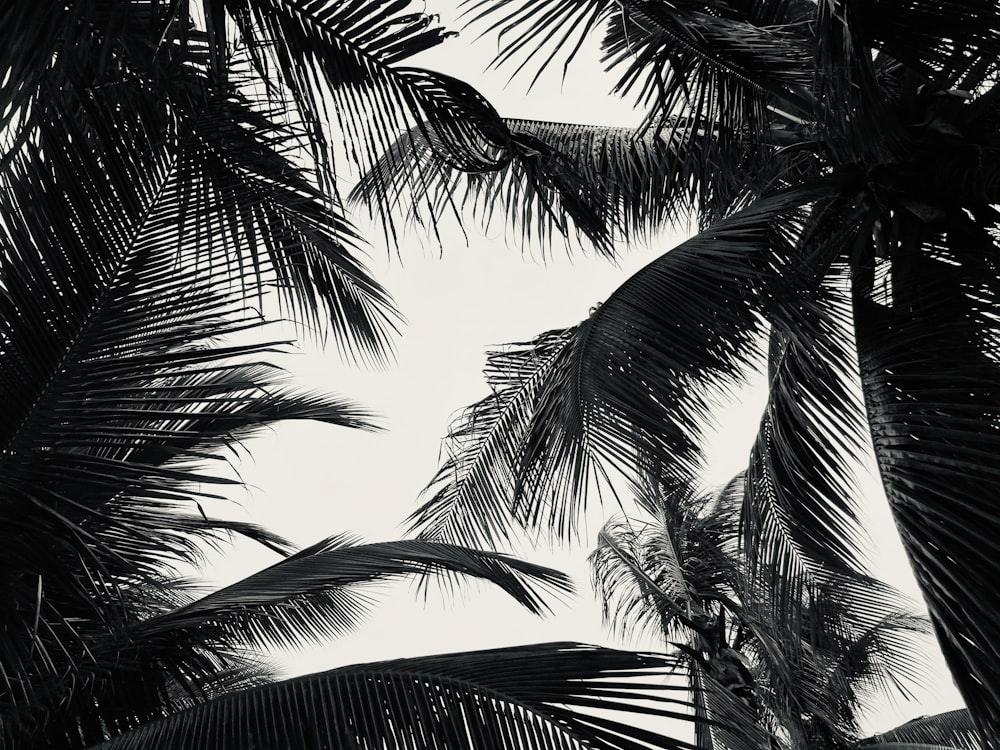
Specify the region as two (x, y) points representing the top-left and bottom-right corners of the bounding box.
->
(198, 2), (967, 741)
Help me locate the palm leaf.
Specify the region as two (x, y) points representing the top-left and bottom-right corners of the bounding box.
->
(223, 0), (510, 185)
(0, 98), (372, 722)
(862, 709), (983, 749)
(353, 120), (629, 253)
(352, 116), (821, 253)
(11, 5), (403, 359)
(599, 1), (813, 149)
(90, 643), (710, 750)
(19, 538), (573, 747)
(589, 477), (737, 646)
(591, 516), (696, 645)
(458, 0), (816, 221)
(462, 0), (812, 113)
(134, 534), (574, 651)
(852, 209), (1000, 744)
(411, 183), (838, 548)
(177, 88), (401, 360)
(855, 0), (1000, 90)
(742, 292), (870, 608)
(410, 327), (573, 549)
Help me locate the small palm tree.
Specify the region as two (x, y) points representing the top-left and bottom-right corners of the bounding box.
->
(376, 0), (1000, 745)
(592, 472), (973, 749)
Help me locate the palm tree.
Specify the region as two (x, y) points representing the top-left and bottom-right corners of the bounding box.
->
(591, 471), (975, 749)
(379, 0), (1000, 745)
(0, 2), (731, 748)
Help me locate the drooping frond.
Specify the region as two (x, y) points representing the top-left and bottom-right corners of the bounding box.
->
(0, 98), (373, 731)
(462, 0), (813, 115)
(598, 0), (814, 187)
(176, 88), (401, 360)
(16, 536), (573, 746)
(5, 4), (404, 360)
(410, 327), (573, 549)
(224, 0), (510, 186)
(352, 115), (822, 253)
(830, 612), (932, 720)
(453, 0), (817, 225)
(412, 183), (839, 548)
(92, 643), (708, 750)
(134, 534), (575, 653)
(742, 287), (871, 613)
(852, 208), (1000, 744)
(353, 119), (625, 253)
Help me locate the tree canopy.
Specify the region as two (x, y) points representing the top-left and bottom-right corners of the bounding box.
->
(2, 1), (998, 748)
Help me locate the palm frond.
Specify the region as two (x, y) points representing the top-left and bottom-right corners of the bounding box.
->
(600, 1), (813, 144)
(411, 183), (838, 548)
(91, 643), (707, 750)
(862, 709), (982, 749)
(457, 0), (816, 224)
(133, 534), (575, 653)
(15, 538), (573, 746)
(856, 0), (1000, 91)
(814, 0), (905, 163)
(352, 120), (639, 254)
(590, 478), (737, 646)
(591, 516), (696, 645)
(224, 0), (510, 185)
(852, 209), (1000, 743)
(0, 1), (187, 164)
(178, 88), (401, 360)
(410, 327), (573, 549)
(352, 116), (821, 253)
(691, 663), (777, 750)
(14, 6), (403, 360)
(463, 0), (812, 111)
(0, 98), (372, 722)
(742, 293), (870, 605)
(831, 612), (932, 719)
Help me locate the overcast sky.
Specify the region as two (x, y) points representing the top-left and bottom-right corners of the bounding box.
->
(196, 4), (967, 739)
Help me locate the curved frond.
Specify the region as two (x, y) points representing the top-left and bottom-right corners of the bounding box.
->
(862, 709), (982, 749)
(742, 290), (870, 607)
(352, 116), (821, 252)
(410, 328), (573, 549)
(92, 643), (707, 750)
(412, 183), (838, 548)
(135, 534), (575, 652)
(599, 1), (813, 161)
(181, 90), (401, 360)
(353, 120), (635, 254)
(0, 98), (373, 727)
(852, 210), (1000, 742)
(14, 538), (573, 745)
(224, 0), (510, 183)
(456, 0), (816, 226)
(462, 0), (812, 113)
